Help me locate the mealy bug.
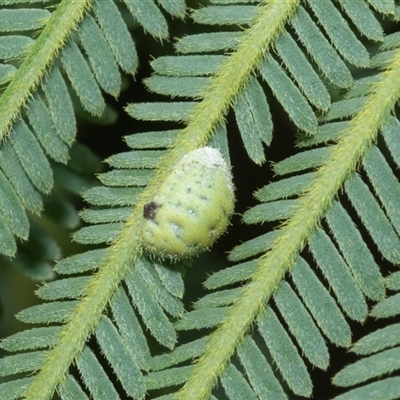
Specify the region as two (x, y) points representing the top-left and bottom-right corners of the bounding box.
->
(141, 147), (235, 259)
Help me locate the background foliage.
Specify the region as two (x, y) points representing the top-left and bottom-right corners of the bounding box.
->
(1, 0), (400, 399)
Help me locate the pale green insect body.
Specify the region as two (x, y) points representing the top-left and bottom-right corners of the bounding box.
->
(142, 147), (235, 259)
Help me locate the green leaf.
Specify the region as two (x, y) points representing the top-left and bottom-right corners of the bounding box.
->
(79, 15), (121, 97)
(291, 6), (352, 88)
(136, 257), (184, 318)
(158, 0), (186, 18)
(321, 97), (366, 121)
(333, 347), (400, 387)
(325, 201), (385, 301)
(204, 260), (257, 289)
(110, 287), (152, 370)
(151, 55), (225, 76)
(0, 351), (47, 377)
(370, 293), (400, 319)
(99, 168), (153, 187)
(0, 8), (50, 31)
(73, 223), (123, 245)
(12, 119), (53, 194)
(233, 76), (272, 164)
(152, 338), (207, 371)
(54, 249), (106, 275)
(297, 121), (349, 147)
(27, 94), (69, 163)
(61, 40), (105, 116)
(338, 0), (383, 41)
(220, 363), (258, 400)
(58, 375), (89, 400)
(274, 281), (329, 369)
(0, 35), (33, 58)
(273, 147), (330, 175)
(255, 172), (314, 201)
(126, 101), (196, 121)
(237, 336), (287, 400)
(333, 377), (400, 400)
(16, 301), (77, 324)
(345, 174), (400, 263)
(93, 0), (138, 75)
(76, 347), (119, 400)
(174, 308), (228, 330)
(243, 199), (296, 224)
(0, 377), (33, 400)
(95, 316), (146, 399)
(0, 63), (16, 84)
(259, 56), (317, 134)
(363, 145), (400, 235)
(80, 207), (133, 224)
(0, 326), (61, 352)
(83, 186), (141, 207)
(291, 258), (351, 347)
(382, 116), (400, 168)
(145, 76), (210, 98)
(36, 276), (91, 300)
(275, 31), (331, 110)
(0, 169), (29, 240)
(191, 5), (257, 26)
(386, 271), (400, 291)
(154, 261), (184, 298)
(351, 323), (400, 355)
(194, 288), (240, 309)
(125, 268), (177, 349)
(145, 366), (193, 391)
(307, 0), (369, 67)
(367, 0), (395, 14)
(42, 65), (76, 145)
(175, 32), (243, 54)
(124, 0), (169, 39)
(309, 229), (368, 322)
(125, 130), (179, 149)
(228, 231), (279, 262)
(257, 307), (312, 397)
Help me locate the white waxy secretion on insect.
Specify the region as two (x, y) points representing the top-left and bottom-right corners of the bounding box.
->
(141, 147), (235, 259)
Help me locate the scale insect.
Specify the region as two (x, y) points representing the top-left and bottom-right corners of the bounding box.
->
(141, 147), (235, 259)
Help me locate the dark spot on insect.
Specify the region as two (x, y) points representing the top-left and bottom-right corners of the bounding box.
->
(143, 202), (160, 220)
(186, 187), (192, 193)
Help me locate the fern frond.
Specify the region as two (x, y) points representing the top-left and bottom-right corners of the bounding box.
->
(0, 140), (100, 280)
(0, 0), (179, 259)
(1, 1), (399, 399)
(332, 268), (400, 398)
(0, 119), (189, 398)
(130, 0), (382, 166)
(0, 0), (91, 141)
(138, 2), (397, 399)
(128, 0), (302, 162)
